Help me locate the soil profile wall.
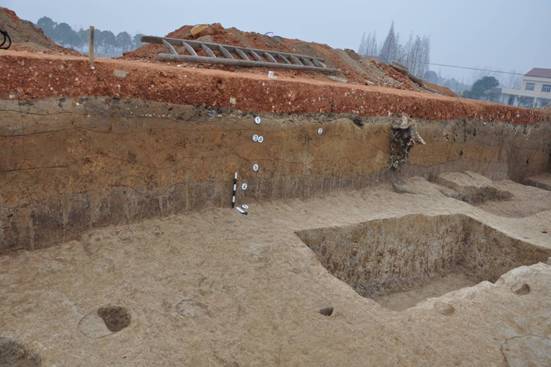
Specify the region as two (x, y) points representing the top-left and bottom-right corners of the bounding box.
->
(1, 97), (551, 252)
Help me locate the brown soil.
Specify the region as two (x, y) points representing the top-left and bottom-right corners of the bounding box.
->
(123, 23), (454, 96)
(0, 337), (41, 367)
(2, 95), (550, 252)
(0, 50), (545, 125)
(0, 7), (76, 55)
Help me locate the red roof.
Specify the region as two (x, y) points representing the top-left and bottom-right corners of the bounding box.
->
(525, 68), (551, 79)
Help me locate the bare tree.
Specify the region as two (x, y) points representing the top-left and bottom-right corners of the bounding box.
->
(400, 35), (430, 77)
(358, 32), (378, 57)
(380, 22), (398, 63)
(365, 32), (378, 57)
(411, 36), (424, 76)
(397, 34), (413, 68)
(359, 23), (431, 77)
(358, 32), (367, 56)
(419, 36), (431, 77)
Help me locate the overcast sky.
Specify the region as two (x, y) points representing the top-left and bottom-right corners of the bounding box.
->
(2, 0), (550, 82)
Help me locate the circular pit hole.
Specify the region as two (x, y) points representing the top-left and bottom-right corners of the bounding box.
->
(319, 307), (334, 317)
(97, 306), (131, 332)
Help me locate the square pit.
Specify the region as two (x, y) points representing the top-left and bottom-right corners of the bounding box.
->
(297, 214), (550, 311)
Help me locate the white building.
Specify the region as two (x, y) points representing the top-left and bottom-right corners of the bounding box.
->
(500, 68), (551, 108)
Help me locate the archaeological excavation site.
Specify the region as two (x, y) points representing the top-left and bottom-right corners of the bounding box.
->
(1, 6), (551, 366)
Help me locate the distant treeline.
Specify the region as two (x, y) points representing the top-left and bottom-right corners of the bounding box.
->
(358, 22), (430, 78)
(36, 16), (143, 57)
(359, 23), (473, 95)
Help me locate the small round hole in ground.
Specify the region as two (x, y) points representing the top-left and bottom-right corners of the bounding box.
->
(319, 307), (334, 316)
(512, 283), (531, 296)
(434, 301), (455, 316)
(97, 306), (131, 332)
(0, 337), (41, 367)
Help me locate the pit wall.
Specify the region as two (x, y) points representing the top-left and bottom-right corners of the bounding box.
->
(1, 97), (551, 253)
(296, 214), (551, 298)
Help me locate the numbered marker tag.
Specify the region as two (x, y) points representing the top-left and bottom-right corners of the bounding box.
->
(241, 204), (249, 210)
(254, 116), (262, 125)
(257, 135), (264, 143)
(241, 183), (248, 191)
(317, 128), (324, 136)
(252, 134), (259, 142)
(252, 163), (260, 172)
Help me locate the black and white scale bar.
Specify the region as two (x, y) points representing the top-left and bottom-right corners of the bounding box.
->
(231, 172), (238, 208)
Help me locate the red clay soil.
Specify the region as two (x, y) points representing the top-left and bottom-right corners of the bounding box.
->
(0, 50), (546, 125)
(123, 23), (454, 96)
(0, 7), (77, 55)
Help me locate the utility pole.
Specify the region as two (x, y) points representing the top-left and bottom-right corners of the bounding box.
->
(88, 26), (95, 67)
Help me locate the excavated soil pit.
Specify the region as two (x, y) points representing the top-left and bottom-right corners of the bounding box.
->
(297, 214), (551, 311)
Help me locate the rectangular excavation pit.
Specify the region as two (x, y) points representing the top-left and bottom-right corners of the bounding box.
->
(296, 214), (551, 311)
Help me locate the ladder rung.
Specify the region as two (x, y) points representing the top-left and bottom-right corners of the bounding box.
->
(218, 46), (234, 59)
(277, 54), (291, 64)
(181, 41), (198, 57)
(301, 57), (314, 67)
(289, 55), (303, 65)
(162, 39), (178, 55)
(249, 50), (264, 61)
(311, 59), (323, 67)
(264, 52), (277, 63)
(234, 48), (250, 60)
(201, 44), (216, 57)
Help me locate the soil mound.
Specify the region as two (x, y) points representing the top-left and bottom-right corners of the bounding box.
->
(124, 23), (455, 96)
(0, 7), (75, 54)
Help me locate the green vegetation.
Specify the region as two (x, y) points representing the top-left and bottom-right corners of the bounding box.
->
(463, 76), (500, 100)
(36, 16), (142, 57)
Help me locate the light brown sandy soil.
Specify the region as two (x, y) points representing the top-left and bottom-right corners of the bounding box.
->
(2, 96), (551, 253)
(373, 272), (476, 311)
(1, 177), (551, 366)
(396, 175), (551, 218)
